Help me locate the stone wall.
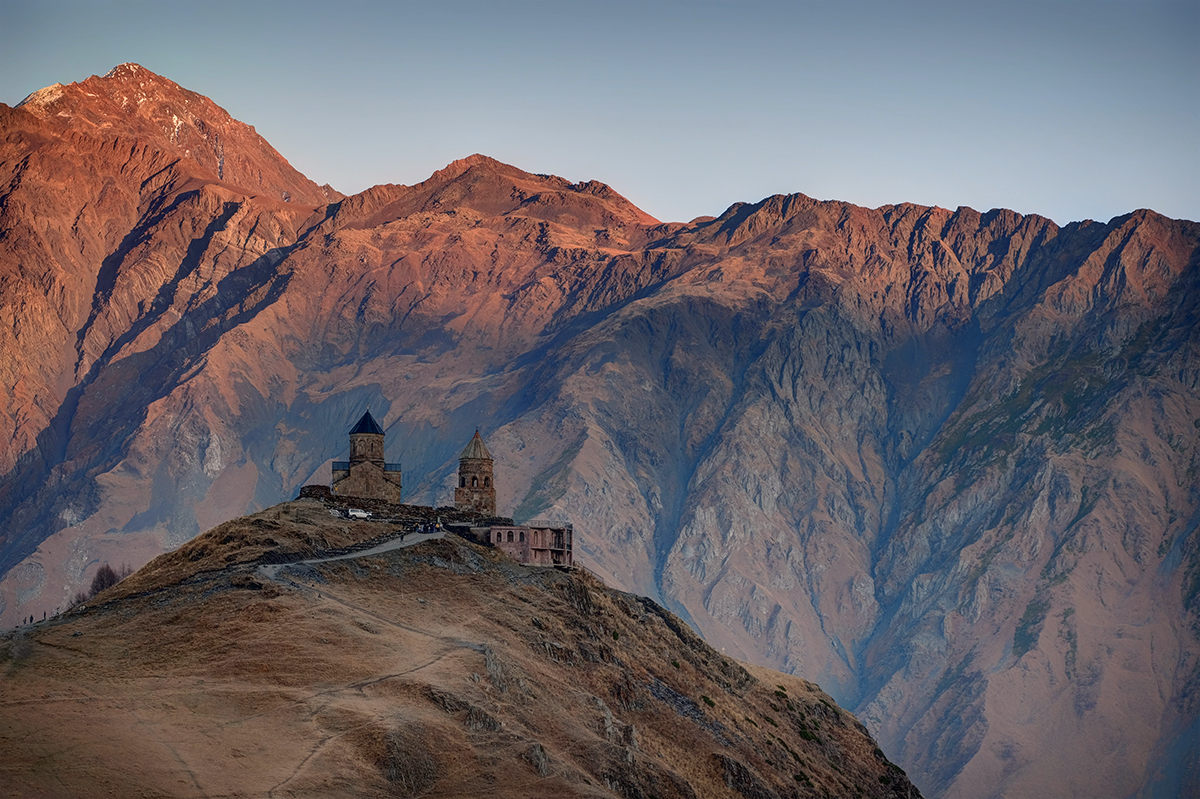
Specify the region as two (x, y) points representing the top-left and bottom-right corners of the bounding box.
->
(332, 461), (402, 504)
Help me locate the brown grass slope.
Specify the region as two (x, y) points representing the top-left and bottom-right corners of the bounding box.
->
(0, 500), (918, 799)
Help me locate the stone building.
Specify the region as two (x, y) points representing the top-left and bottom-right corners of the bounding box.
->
(454, 430), (496, 515)
(322, 420), (574, 568)
(487, 522), (573, 567)
(331, 410), (403, 503)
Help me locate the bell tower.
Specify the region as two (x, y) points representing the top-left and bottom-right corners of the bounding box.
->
(455, 430), (496, 515)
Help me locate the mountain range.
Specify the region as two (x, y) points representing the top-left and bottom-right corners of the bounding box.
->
(1, 64), (1197, 798)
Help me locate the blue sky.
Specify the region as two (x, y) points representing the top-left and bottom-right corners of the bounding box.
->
(3, 0), (1197, 225)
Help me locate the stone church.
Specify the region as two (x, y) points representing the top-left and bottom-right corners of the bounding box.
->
(328, 414), (572, 567)
(331, 410), (403, 503)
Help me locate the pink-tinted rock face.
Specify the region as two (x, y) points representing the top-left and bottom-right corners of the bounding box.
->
(2, 64), (1198, 799)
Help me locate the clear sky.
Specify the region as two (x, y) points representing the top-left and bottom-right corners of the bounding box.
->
(2, 0), (1197, 225)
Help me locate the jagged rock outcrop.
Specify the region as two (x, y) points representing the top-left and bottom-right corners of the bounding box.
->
(1, 65), (1197, 798)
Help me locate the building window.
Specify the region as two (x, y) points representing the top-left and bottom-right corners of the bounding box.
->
(472, 477), (478, 487)
(507, 531), (514, 542)
(484, 476), (491, 487)
(495, 531), (501, 542)
(519, 530), (525, 542)
(460, 476), (466, 488)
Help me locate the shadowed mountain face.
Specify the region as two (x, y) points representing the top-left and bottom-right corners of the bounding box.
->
(2, 65), (1198, 799)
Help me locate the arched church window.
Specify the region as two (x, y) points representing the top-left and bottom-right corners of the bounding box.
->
(507, 531), (513, 542)
(472, 477), (478, 487)
(484, 477), (491, 487)
(519, 530), (525, 542)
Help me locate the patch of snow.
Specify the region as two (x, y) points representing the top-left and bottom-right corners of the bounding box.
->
(17, 84), (64, 109)
(103, 63), (142, 78)
(202, 436), (223, 477)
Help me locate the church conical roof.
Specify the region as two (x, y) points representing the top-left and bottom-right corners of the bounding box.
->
(349, 410), (384, 435)
(459, 430), (492, 460)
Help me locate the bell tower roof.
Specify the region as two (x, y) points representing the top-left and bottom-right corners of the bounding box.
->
(349, 410), (384, 436)
(459, 430), (492, 460)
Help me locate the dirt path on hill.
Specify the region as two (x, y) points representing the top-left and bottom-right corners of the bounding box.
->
(255, 529), (446, 581)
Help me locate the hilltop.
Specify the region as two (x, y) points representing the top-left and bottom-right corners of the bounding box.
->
(0, 500), (918, 798)
(1, 64), (1198, 797)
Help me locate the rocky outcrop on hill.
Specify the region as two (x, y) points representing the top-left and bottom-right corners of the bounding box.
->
(0, 502), (920, 799)
(1, 65), (1197, 798)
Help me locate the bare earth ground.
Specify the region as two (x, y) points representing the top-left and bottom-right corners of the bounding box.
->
(0, 501), (918, 798)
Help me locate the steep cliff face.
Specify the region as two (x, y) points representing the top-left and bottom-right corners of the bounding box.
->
(603, 202), (1200, 798)
(0, 61), (331, 482)
(1, 66), (1197, 798)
